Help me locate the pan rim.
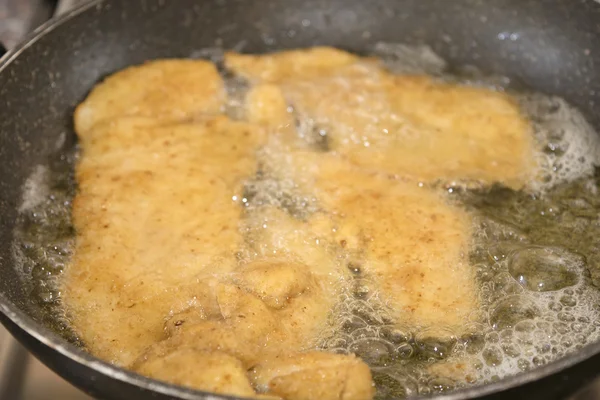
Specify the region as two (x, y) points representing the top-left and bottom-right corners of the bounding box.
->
(1, 0), (600, 398)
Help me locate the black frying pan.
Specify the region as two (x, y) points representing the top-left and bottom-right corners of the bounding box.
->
(1, 0), (600, 399)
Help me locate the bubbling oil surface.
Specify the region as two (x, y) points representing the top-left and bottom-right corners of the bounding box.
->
(13, 148), (80, 343)
(13, 44), (600, 398)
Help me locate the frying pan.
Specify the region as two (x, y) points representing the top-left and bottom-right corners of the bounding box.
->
(1, 0), (600, 399)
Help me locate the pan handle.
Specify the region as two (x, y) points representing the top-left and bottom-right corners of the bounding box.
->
(0, 43), (6, 57)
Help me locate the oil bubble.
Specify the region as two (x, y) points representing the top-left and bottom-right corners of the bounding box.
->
(489, 295), (540, 330)
(507, 246), (580, 292)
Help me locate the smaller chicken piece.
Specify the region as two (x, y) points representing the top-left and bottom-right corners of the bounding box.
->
(235, 260), (314, 309)
(251, 352), (375, 400)
(428, 359), (479, 385)
(133, 273), (374, 400)
(136, 350), (258, 397)
(245, 84), (294, 129)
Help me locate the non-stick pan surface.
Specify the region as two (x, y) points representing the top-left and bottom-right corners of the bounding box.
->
(1, 0), (600, 399)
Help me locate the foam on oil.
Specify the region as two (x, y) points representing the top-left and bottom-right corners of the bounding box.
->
(12, 146), (80, 342)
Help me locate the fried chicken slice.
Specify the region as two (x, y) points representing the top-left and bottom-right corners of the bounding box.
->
(266, 150), (478, 335)
(63, 115), (265, 366)
(225, 47), (536, 189)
